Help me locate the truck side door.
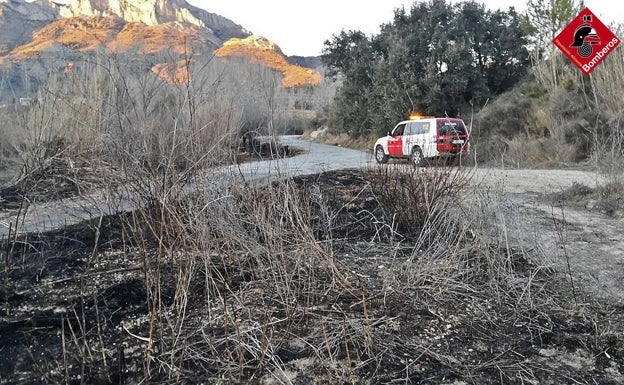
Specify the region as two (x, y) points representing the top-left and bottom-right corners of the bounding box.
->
(388, 123), (406, 156)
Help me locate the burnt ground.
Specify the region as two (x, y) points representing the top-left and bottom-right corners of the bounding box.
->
(1, 168), (623, 385)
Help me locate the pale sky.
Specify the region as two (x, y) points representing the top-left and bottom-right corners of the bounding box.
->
(188, 0), (624, 56)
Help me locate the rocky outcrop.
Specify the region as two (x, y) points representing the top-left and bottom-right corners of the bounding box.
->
(5, 16), (219, 60)
(54, 0), (248, 41)
(0, 0), (248, 56)
(0, 0), (321, 92)
(215, 35), (322, 88)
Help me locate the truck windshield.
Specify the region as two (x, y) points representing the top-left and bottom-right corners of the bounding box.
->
(438, 120), (466, 135)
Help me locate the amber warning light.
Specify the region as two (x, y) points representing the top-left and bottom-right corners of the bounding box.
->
(408, 114), (434, 120)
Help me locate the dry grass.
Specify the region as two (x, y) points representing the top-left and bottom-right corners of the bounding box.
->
(3, 160), (624, 383)
(502, 136), (580, 167)
(551, 180), (624, 218)
(6, 163), (619, 384)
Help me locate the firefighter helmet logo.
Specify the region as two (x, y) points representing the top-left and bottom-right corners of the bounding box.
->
(570, 15), (600, 57)
(553, 7), (621, 75)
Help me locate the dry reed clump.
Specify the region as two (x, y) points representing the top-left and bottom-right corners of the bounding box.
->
(105, 164), (578, 384)
(502, 136), (580, 167)
(107, 173), (359, 382)
(0, 87), (110, 203)
(368, 164), (472, 235)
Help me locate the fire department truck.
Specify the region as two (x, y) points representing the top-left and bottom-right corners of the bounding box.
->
(373, 115), (470, 166)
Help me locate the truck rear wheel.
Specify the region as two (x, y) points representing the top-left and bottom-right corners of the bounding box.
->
(410, 147), (425, 167)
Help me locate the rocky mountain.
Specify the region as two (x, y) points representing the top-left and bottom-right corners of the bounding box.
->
(0, 0), (59, 56)
(289, 56), (323, 70)
(0, 0), (321, 92)
(0, 0), (247, 55)
(215, 35), (322, 88)
(55, 0), (249, 43)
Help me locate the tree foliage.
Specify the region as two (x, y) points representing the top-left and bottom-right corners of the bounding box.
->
(522, 0), (583, 53)
(322, 0), (530, 136)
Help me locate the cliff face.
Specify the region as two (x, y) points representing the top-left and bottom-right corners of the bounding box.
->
(0, 0), (60, 55)
(55, 0), (249, 40)
(215, 35), (322, 88)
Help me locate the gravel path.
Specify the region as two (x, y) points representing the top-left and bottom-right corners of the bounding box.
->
(471, 167), (624, 305)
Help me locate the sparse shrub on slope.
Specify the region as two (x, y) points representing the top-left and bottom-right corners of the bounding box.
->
(552, 181), (624, 218)
(472, 75), (599, 167)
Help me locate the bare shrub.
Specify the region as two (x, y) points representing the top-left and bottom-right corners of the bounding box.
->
(588, 111), (624, 183)
(368, 165), (472, 235)
(4, 163), (616, 384)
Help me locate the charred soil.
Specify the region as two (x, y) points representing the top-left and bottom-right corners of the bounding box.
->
(1, 168), (623, 384)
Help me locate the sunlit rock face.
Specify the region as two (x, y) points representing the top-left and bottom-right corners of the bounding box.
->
(58, 0), (197, 26)
(0, 0), (59, 55)
(215, 35), (322, 88)
(0, 0), (250, 59)
(55, 0), (248, 40)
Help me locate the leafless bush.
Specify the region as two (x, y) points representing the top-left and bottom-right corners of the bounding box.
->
(552, 180), (624, 218)
(368, 164), (472, 235)
(588, 112), (624, 183)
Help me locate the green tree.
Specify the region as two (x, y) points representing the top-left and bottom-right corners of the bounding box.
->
(322, 31), (378, 136)
(523, 0), (583, 52)
(322, 0), (530, 136)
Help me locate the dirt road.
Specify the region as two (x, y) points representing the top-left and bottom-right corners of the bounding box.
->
(469, 167), (624, 305)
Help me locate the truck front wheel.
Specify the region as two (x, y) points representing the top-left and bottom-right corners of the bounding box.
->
(375, 145), (389, 164)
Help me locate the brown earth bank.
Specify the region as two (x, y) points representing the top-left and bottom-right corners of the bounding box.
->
(0, 166), (623, 384)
